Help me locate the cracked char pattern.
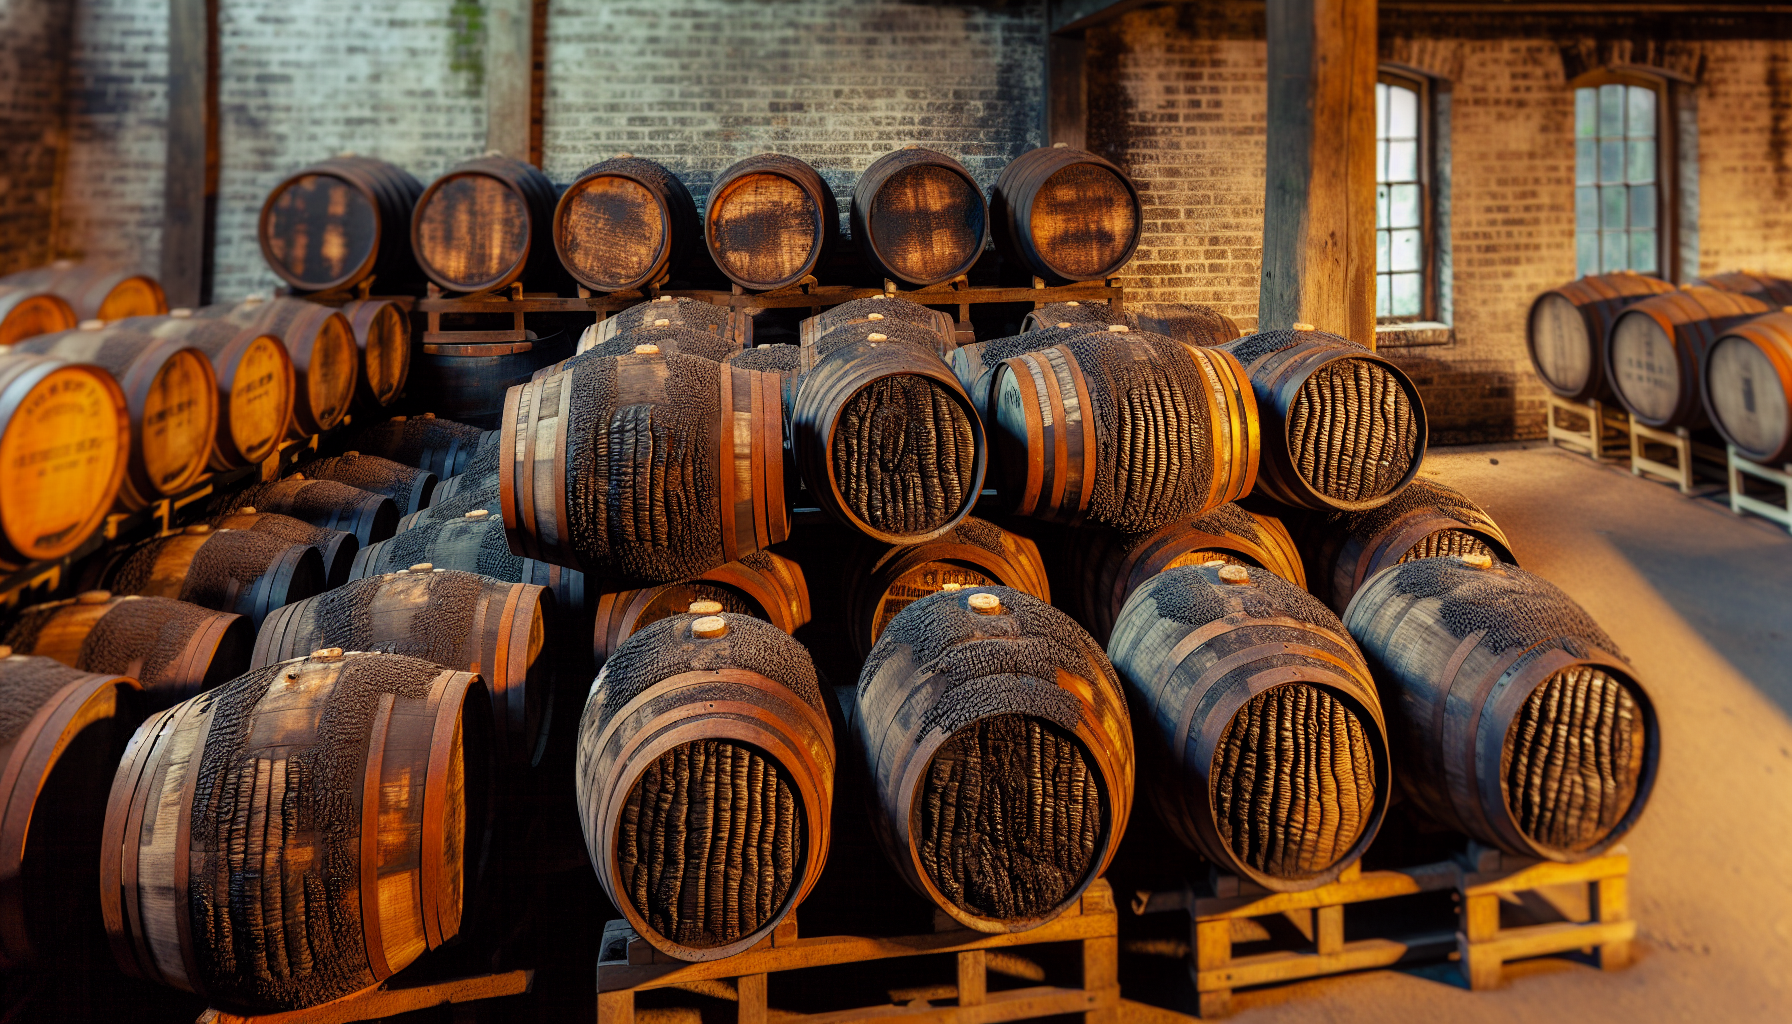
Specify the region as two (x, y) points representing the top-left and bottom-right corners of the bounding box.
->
(830, 374), (977, 539)
(1288, 359), (1419, 505)
(1504, 665), (1644, 853)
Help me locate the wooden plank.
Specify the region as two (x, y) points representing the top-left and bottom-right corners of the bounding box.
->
(1461, 852), (1628, 896)
(197, 971), (532, 1024)
(660, 284), (1123, 311)
(161, 0), (218, 308)
(1193, 864), (1456, 920)
(1259, 0), (1377, 345)
(1194, 935), (1452, 990)
(1048, 35), (1087, 150)
(1464, 919), (1637, 964)
(958, 951), (987, 1008)
(738, 974), (768, 1024)
(484, 0), (536, 162)
(764, 986), (1099, 1024)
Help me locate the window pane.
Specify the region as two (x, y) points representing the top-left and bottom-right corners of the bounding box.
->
(1576, 139), (1597, 186)
(1377, 185), (1390, 229)
(1391, 272), (1422, 316)
(1600, 140), (1625, 183)
(1602, 230), (1628, 271)
(1387, 140), (1418, 181)
(1627, 86), (1656, 138)
(1627, 139), (1656, 183)
(1576, 186), (1600, 231)
(1377, 229), (1390, 272)
(1388, 84), (1418, 138)
(1390, 184), (1421, 227)
(1576, 88), (1598, 137)
(1577, 232), (1601, 276)
(1376, 274), (1392, 317)
(1390, 228), (1422, 271)
(1601, 185), (1629, 229)
(1376, 82), (1388, 138)
(1599, 84), (1625, 136)
(1630, 184), (1658, 229)
(1630, 230), (1658, 273)
(1377, 140), (1388, 182)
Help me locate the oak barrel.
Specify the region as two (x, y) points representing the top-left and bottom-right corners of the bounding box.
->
(578, 296), (747, 355)
(0, 261), (167, 322)
(351, 508), (588, 624)
(101, 650), (491, 1012)
(0, 286), (78, 344)
(554, 155), (700, 293)
(843, 517), (1049, 659)
(1701, 310), (1792, 464)
(538, 322), (744, 381)
(850, 147), (988, 287)
(122, 312), (296, 470)
(1526, 271), (1675, 402)
(593, 548), (810, 665)
(705, 154), (838, 292)
(204, 508), (359, 590)
(1606, 286), (1772, 429)
(0, 352), (130, 569)
(348, 414), (492, 478)
(258, 155), (425, 294)
(1068, 503), (1305, 645)
(500, 352), (789, 581)
(1296, 477), (1517, 614)
(196, 296), (359, 436)
(1691, 269), (1792, 308)
(339, 298), (411, 409)
(577, 613), (833, 960)
(1107, 563), (1389, 890)
(1217, 326), (1425, 511)
(1021, 301), (1242, 349)
(398, 473), (501, 532)
(799, 295), (958, 359)
(255, 569), (554, 769)
(8, 322), (218, 509)
(791, 324), (984, 544)
(104, 525), (326, 629)
(413, 154), (562, 294)
(0, 653), (143, 969)
(1344, 556), (1658, 861)
(300, 452), (437, 515)
(216, 476), (399, 546)
(4, 592), (251, 708)
(852, 586), (1132, 932)
(410, 330), (573, 430)
(991, 146), (1141, 285)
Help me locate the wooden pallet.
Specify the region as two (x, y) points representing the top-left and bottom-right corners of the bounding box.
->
(1545, 393), (1630, 461)
(1726, 445), (1792, 534)
(596, 879), (1120, 1024)
(1130, 845), (1633, 1017)
(1629, 419), (1726, 494)
(194, 970), (532, 1024)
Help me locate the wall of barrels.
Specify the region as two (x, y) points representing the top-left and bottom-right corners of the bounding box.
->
(0, 145), (1662, 1021)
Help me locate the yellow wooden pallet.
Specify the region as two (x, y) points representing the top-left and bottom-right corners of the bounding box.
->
(1546, 393), (1630, 462)
(1630, 419), (1726, 494)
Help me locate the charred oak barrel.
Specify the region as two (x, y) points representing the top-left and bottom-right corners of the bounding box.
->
(792, 324), (984, 544)
(705, 154), (838, 292)
(352, 508), (588, 623)
(0, 286), (77, 344)
(501, 351), (789, 581)
(339, 298), (411, 409)
(1217, 326), (1425, 511)
(1069, 503), (1305, 645)
(195, 296), (359, 436)
(101, 650), (491, 1012)
(255, 569), (554, 769)
(300, 452), (437, 516)
(1690, 270), (1792, 308)
(258, 155), (425, 294)
(1020, 301), (1241, 349)
(411, 330), (573, 430)
(593, 549), (810, 665)
(8, 322), (218, 509)
(799, 295), (958, 359)
(205, 508), (359, 589)
(0, 352), (130, 569)
(577, 613), (833, 960)
(1345, 556), (1658, 861)
(217, 476), (399, 546)
(1296, 477), (1517, 614)
(398, 472), (501, 532)
(579, 296), (745, 355)
(104, 525), (326, 628)
(0, 262), (167, 322)
(124, 312), (296, 470)
(554, 155), (700, 294)
(412, 154), (562, 294)
(538, 323), (743, 381)
(850, 147), (988, 287)
(1527, 271), (1675, 402)
(991, 146), (1141, 285)
(3, 592), (251, 709)
(853, 586), (1132, 931)
(349, 414), (491, 478)
(843, 517), (1049, 659)
(1606, 286), (1772, 429)
(1108, 563), (1389, 890)
(0, 652), (143, 969)
(1702, 310), (1792, 464)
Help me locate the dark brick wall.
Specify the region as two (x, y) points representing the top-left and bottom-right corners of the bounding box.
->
(0, 0), (75, 275)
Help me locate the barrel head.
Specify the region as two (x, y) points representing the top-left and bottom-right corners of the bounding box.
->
(261, 172), (378, 291)
(415, 173), (531, 293)
(1529, 291), (1595, 396)
(1608, 311), (1679, 422)
(1705, 332), (1790, 461)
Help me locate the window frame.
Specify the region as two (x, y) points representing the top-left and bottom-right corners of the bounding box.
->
(1568, 68), (1676, 281)
(1376, 67), (1435, 324)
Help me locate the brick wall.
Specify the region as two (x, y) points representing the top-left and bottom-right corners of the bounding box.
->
(0, 0), (74, 275)
(1696, 40), (1792, 278)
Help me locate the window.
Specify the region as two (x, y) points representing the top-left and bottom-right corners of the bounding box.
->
(1376, 74), (1429, 321)
(1575, 78), (1666, 277)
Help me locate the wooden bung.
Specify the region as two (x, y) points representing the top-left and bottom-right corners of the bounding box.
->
(535, 321), (743, 383)
(1107, 563), (1390, 891)
(1606, 286), (1772, 429)
(0, 654), (144, 969)
(592, 548), (809, 665)
(101, 651), (492, 1012)
(990, 146), (1142, 284)
(120, 313), (296, 470)
(1527, 271), (1675, 402)
(216, 476), (399, 546)
(103, 527), (327, 629)
(351, 507), (589, 627)
(843, 516), (1049, 659)
(1344, 557), (1659, 862)
(576, 614), (834, 961)
(412, 154), (564, 294)
(0, 352), (130, 569)
(851, 587), (1132, 932)
(6, 321), (217, 510)
(255, 569), (555, 770)
(397, 474), (502, 533)
(704, 153), (837, 292)
(3, 593), (251, 709)
(0, 286), (79, 345)
(554, 155), (700, 294)
(258, 155), (426, 294)
(204, 509), (359, 590)
(0, 262), (167, 322)
(1701, 309), (1792, 464)
(849, 147), (989, 287)
(338, 298), (412, 410)
(800, 295), (959, 358)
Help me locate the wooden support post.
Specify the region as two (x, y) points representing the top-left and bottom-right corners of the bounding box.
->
(1260, 0), (1377, 345)
(485, 0), (541, 163)
(162, 0), (218, 308)
(958, 949), (987, 1007)
(1460, 892), (1504, 990)
(1048, 34), (1088, 149)
(1316, 904), (1345, 957)
(1194, 919), (1232, 1018)
(1594, 875), (1631, 971)
(597, 989), (635, 1024)
(1081, 937), (1118, 1024)
(736, 974), (767, 1024)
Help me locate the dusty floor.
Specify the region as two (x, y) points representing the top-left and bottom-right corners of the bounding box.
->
(1121, 441), (1792, 1024)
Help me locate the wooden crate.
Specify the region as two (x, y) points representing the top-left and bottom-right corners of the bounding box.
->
(595, 879), (1121, 1024)
(1629, 419), (1726, 494)
(1726, 445), (1792, 534)
(1545, 393), (1629, 461)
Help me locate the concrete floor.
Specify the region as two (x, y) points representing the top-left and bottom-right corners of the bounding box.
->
(1124, 442), (1792, 1023)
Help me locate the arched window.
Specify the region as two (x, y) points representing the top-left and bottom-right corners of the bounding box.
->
(1573, 71), (1670, 277)
(1376, 71), (1431, 322)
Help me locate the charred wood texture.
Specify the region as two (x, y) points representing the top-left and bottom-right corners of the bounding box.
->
(555, 156), (700, 294)
(257, 156), (424, 295)
(348, 414), (493, 479)
(1020, 300), (1241, 349)
(4, 593), (251, 708)
(578, 297), (744, 356)
(843, 516), (1049, 659)
(705, 155), (837, 292)
(351, 507), (588, 626)
(593, 549), (810, 665)
(850, 148), (988, 287)
(214, 476), (399, 546)
(412, 155), (564, 295)
(205, 510), (358, 589)
(300, 452), (437, 516)
(104, 526), (325, 629)
(991, 147), (1141, 285)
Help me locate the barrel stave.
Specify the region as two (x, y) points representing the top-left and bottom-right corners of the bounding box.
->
(217, 477), (399, 546)
(3, 593), (251, 709)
